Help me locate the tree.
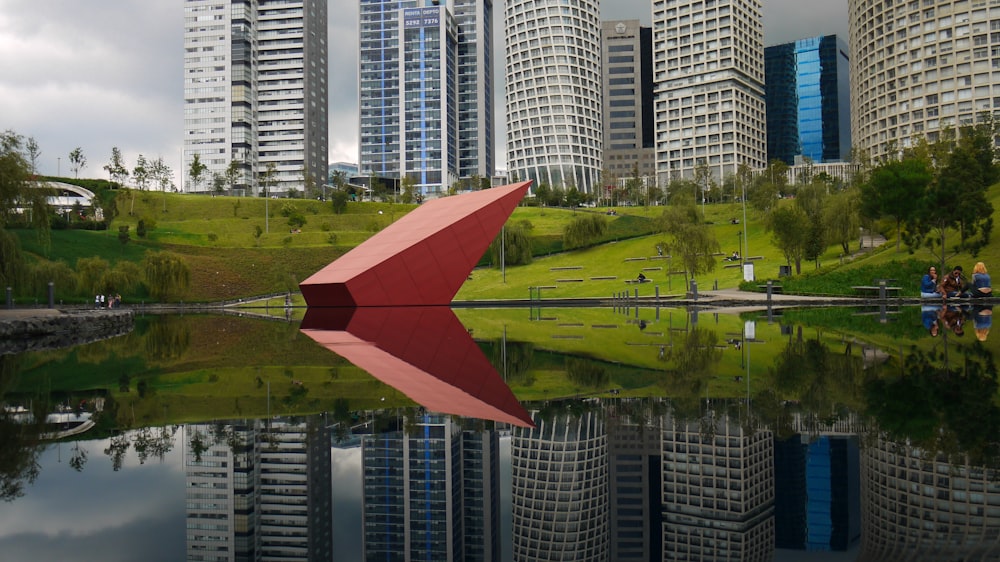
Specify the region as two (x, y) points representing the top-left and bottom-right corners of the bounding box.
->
(117, 225), (130, 250)
(142, 252), (190, 301)
(68, 147), (86, 178)
(657, 203), (720, 287)
(400, 175), (416, 204)
(749, 159), (788, 216)
(330, 190), (348, 214)
(211, 172), (226, 194)
(488, 221), (533, 267)
(666, 178), (698, 206)
(188, 153), (208, 192)
(103, 147), (129, 189)
(224, 159), (240, 195)
(563, 214), (608, 250)
(860, 157), (931, 251)
(769, 205), (811, 274)
(823, 188), (861, 255)
(130, 154), (149, 216)
(0, 131), (49, 288)
(796, 181), (828, 268)
(25, 137), (40, 176)
(905, 123), (997, 269)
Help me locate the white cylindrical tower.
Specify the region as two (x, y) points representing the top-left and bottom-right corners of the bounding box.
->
(504, 0), (603, 194)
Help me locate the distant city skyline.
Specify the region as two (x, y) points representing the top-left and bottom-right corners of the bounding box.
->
(0, 0), (848, 186)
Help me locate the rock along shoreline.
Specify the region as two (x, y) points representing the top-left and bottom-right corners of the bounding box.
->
(0, 308), (135, 355)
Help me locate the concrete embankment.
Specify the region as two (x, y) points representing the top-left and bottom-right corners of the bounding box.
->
(0, 308), (135, 355)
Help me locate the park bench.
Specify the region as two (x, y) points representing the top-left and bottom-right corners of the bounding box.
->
(556, 278), (584, 283)
(589, 275), (617, 280)
(625, 278), (652, 284)
(852, 285), (902, 297)
(550, 266), (583, 271)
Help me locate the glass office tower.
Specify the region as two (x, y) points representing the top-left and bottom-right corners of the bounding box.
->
(764, 35), (851, 165)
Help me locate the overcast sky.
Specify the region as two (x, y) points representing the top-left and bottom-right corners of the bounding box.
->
(0, 0), (848, 185)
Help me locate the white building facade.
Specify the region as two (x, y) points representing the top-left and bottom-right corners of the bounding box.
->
(849, 0), (1000, 161)
(652, 0), (767, 184)
(504, 0), (604, 194)
(183, 0), (328, 196)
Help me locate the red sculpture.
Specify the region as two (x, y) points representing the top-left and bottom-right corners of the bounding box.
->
(299, 181), (531, 307)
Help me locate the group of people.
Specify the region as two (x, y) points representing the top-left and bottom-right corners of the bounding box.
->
(920, 262), (992, 300)
(94, 293), (122, 309)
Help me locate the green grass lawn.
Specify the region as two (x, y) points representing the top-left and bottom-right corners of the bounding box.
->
(14, 180), (1000, 302)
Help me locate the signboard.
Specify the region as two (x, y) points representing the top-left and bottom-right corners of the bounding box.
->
(403, 7), (441, 28)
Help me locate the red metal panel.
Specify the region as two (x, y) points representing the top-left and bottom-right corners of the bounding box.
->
(299, 307), (534, 427)
(300, 181), (531, 306)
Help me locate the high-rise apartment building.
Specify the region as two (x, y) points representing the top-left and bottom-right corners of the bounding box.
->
(184, 417), (333, 561)
(361, 415), (502, 562)
(652, 0), (767, 184)
(601, 20), (656, 183)
(505, 0), (603, 193)
(849, 0), (1000, 160)
(764, 35), (852, 165)
(183, 0), (328, 196)
(358, 0), (494, 197)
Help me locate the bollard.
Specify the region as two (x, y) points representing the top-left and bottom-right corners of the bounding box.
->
(655, 285), (660, 306)
(48, 281), (54, 309)
(879, 280), (886, 300)
(5, 287), (11, 309)
(690, 280), (698, 300)
(713, 279), (718, 290)
(766, 280), (774, 302)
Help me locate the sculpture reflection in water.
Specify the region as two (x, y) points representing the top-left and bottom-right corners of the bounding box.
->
(299, 306), (535, 428)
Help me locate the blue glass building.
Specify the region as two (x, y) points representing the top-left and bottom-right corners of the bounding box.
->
(764, 35), (851, 165)
(774, 434), (861, 551)
(359, 0), (494, 197)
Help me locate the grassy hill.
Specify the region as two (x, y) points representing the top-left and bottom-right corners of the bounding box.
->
(11, 179), (1000, 302)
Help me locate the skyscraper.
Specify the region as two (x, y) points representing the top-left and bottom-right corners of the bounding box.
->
(361, 414), (502, 561)
(183, 0), (328, 196)
(764, 35), (851, 165)
(505, 0), (603, 194)
(849, 0), (1000, 160)
(358, 0), (494, 197)
(601, 20), (656, 183)
(652, 0), (766, 184)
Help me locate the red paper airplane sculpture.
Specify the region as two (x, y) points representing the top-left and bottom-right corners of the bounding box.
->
(300, 181), (531, 307)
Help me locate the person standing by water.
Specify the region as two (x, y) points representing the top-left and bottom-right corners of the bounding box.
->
(920, 266), (939, 298)
(969, 262), (992, 298)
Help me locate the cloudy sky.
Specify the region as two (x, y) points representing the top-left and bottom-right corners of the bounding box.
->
(0, 0), (848, 186)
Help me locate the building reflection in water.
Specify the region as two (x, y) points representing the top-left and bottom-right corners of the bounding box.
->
(360, 413), (501, 562)
(173, 397), (1000, 560)
(860, 435), (1000, 561)
(183, 417), (332, 561)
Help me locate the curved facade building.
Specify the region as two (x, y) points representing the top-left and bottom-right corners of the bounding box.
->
(504, 0), (603, 193)
(512, 410), (608, 561)
(849, 0), (1000, 160)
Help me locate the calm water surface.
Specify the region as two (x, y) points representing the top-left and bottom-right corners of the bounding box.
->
(1, 304), (998, 561)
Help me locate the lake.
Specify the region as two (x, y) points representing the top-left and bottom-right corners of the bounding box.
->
(1, 303), (998, 561)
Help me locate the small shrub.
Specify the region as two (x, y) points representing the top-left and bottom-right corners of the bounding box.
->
(327, 233), (338, 245)
(320, 222), (331, 232)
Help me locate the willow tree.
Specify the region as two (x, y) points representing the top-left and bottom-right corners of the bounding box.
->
(657, 203), (720, 288)
(0, 130), (50, 288)
(142, 252), (190, 301)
